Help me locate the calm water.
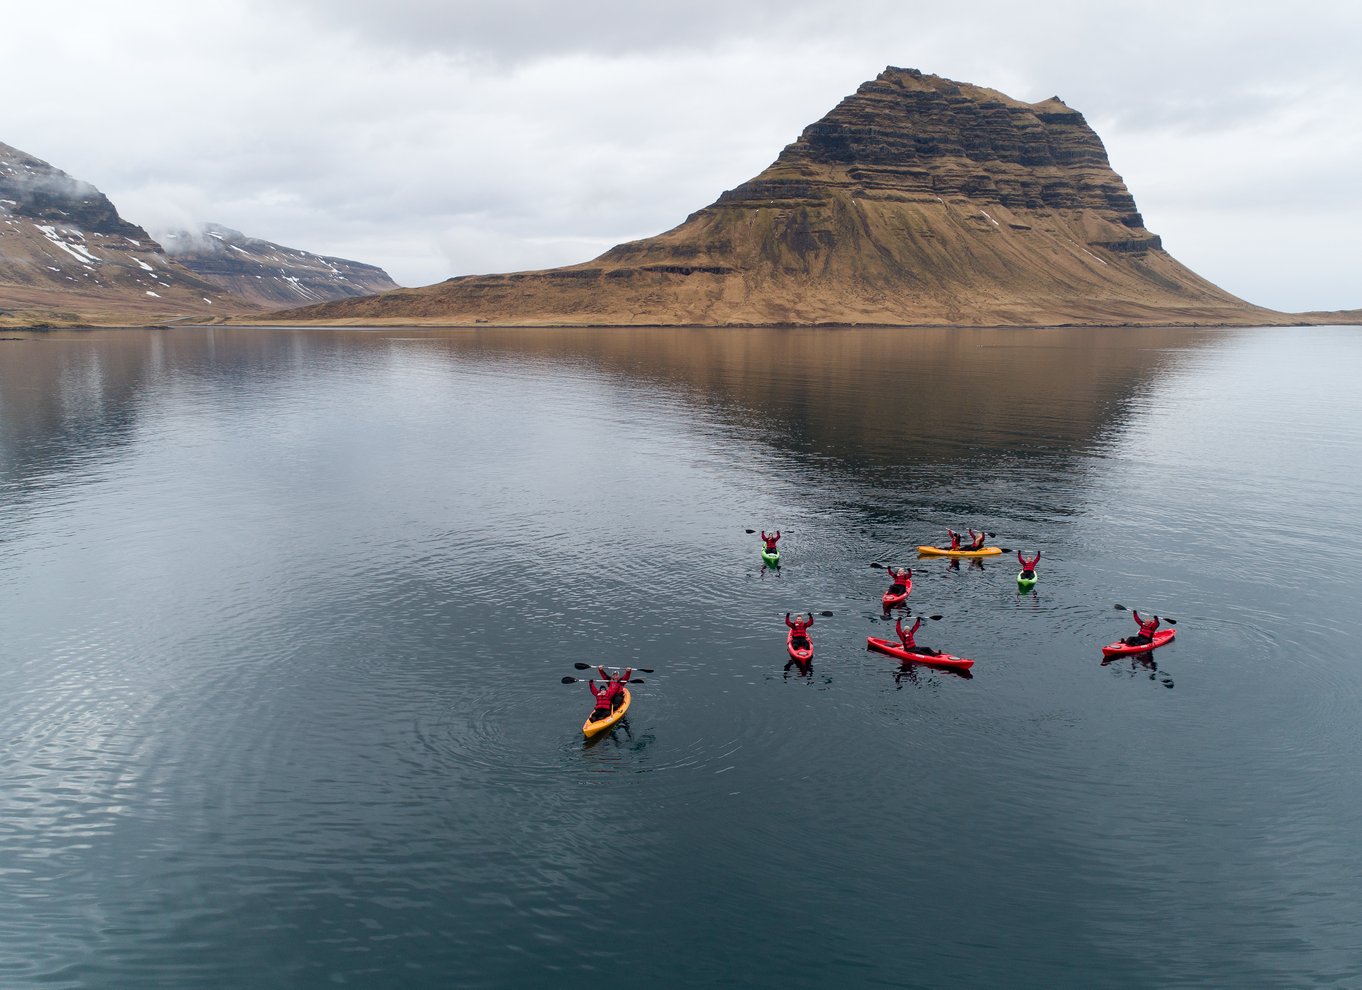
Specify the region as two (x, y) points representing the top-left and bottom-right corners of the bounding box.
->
(1, 324), (1360, 988)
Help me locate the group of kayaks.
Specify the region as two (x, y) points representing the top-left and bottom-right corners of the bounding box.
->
(775, 536), (1176, 677)
(578, 533), (1176, 736)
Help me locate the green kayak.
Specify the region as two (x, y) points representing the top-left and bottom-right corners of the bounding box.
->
(1017, 570), (1037, 591)
(761, 548), (781, 567)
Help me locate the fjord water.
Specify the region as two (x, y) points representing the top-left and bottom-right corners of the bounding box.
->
(2, 324), (1360, 989)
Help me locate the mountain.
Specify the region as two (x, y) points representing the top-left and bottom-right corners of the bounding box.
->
(158, 223), (398, 308)
(269, 68), (1297, 328)
(0, 141), (234, 326)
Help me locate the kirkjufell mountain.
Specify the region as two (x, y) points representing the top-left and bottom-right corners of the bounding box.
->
(271, 67), (1297, 327)
(0, 141), (398, 326)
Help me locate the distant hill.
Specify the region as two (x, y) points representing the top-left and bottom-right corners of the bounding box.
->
(158, 223), (398, 308)
(270, 67), (1304, 328)
(0, 141), (234, 326)
(1, 142), (398, 327)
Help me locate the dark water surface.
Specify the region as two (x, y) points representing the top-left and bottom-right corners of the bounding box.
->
(2, 324), (1360, 988)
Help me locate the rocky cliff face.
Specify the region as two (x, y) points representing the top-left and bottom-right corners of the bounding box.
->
(159, 224), (398, 308)
(273, 68), (1287, 327)
(1, 141), (232, 325)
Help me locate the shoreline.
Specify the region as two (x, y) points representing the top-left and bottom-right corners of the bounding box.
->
(5, 317), (1360, 332)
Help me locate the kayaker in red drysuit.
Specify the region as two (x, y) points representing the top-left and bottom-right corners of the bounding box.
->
(785, 612), (813, 638)
(967, 528), (987, 550)
(761, 530), (781, 552)
(895, 616), (942, 656)
(946, 529), (962, 550)
(887, 566), (912, 591)
(587, 680), (614, 721)
(1017, 550), (1040, 579)
(1123, 610), (1160, 647)
(596, 665), (633, 710)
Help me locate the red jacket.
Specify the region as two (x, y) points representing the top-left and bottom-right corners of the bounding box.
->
(589, 680), (612, 711)
(1132, 610), (1160, 638)
(895, 616), (922, 648)
(888, 566), (912, 585)
(761, 530), (781, 550)
(967, 529), (986, 550)
(947, 529), (961, 550)
(597, 666), (632, 705)
(785, 612), (813, 634)
(1018, 550), (1040, 572)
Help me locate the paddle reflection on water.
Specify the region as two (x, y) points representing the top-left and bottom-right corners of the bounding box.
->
(1102, 651), (1175, 689)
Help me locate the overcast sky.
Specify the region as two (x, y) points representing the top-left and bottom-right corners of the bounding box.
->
(9, 0), (1359, 311)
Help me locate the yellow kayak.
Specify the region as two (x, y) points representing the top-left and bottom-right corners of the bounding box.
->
(917, 545), (1003, 557)
(582, 687), (631, 738)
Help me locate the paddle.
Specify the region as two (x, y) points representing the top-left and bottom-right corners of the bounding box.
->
(572, 663), (656, 672)
(562, 676), (646, 685)
(745, 528), (792, 534)
(1113, 603), (1178, 625)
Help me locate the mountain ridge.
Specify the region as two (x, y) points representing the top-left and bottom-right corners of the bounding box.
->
(160, 223), (399, 308)
(264, 68), (1316, 328)
(1, 141), (398, 327)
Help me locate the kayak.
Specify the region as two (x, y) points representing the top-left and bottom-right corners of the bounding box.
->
(917, 545), (1002, 557)
(1101, 628), (1176, 657)
(882, 577), (912, 608)
(761, 547), (781, 567)
(582, 687), (631, 738)
(1017, 571), (1037, 591)
(787, 630), (813, 664)
(867, 636), (974, 671)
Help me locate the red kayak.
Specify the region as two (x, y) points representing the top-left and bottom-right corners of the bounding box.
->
(1101, 628), (1176, 657)
(867, 636), (974, 671)
(881, 577), (912, 608)
(787, 629), (814, 664)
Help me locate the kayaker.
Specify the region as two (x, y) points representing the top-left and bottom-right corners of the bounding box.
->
(587, 680), (615, 722)
(895, 616), (942, 656)
(887, 565), (911, 590)
(596, 665), (633, 710)
(761, 530), (781, 552)
(785, 611), (814, 636)
(1017, 550), (1040, 579)
(946, 529), (962, 550)
(967, 528), (988, 551)
(1123, 610), (1160, 647)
